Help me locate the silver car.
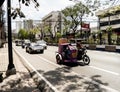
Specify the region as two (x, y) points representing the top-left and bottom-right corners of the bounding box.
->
(36, 40), (47, 49)
(26, 42), (44, 54)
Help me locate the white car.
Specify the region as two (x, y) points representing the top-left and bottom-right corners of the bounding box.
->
(36, 40), (47, 49)
(26, 42), (44, 54)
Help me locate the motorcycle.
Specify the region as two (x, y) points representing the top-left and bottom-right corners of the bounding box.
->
(77, 47), (90, 65)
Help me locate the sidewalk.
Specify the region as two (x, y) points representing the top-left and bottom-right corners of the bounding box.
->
(0, 44), (40, 92)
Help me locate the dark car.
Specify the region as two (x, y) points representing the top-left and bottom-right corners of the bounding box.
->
(15, 39), (23, 46)
(26, 42), (44, 54)
(22, 39), (31, 48)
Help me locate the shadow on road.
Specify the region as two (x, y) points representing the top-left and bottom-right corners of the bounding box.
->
(33, 66), (109, 92)
(61, 61), (86, 67)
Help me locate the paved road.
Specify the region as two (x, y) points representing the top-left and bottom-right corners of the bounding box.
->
(13, 44), (120, 92)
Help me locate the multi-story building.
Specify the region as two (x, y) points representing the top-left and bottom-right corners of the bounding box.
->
(23, 19), (33, 31)
(96, 5), (120, 44)
(0, 7), (5, 47)
(42, 11), (63, 37)
(96, 5), (120, 35)
(15, 21), (23, 33)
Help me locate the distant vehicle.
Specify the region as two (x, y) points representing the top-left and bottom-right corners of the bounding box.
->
(26, 42), (44, 54)
(36, 40), (47, 49)
(15, 39), (23, 46)
(22, 39), (31, 48)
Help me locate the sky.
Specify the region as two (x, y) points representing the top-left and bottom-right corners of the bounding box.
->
(9, 0), (74, 20)
(3, 0), (120, 29)
(3, 0), (105, 29)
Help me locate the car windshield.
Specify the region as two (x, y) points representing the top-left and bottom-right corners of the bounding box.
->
(37, 40), (46, 44)
(31, 43), (39, 46)
(24, 40), (30, 43)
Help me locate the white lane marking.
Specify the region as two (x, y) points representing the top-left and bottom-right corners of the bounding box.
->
(14, 48), (59, 92)
(36, 55), (61, 67)
(14, 47), (119, 92)
(89, 66), (119, 76)
(70, 72), (119, 92)
(37, 55), (119, 92)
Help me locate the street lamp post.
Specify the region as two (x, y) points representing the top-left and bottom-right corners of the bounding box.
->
(0, 0), (5, 7)
(6, 0), (16, 76)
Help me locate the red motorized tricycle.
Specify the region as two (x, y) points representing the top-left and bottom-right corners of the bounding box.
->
(56, 43), (78, 64)
(55, 38), (90, 65)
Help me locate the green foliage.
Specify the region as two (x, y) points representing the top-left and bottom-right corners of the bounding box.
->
(11, 0), (39, 19)
(30, 28), (39, 35)
(11, 8), (25, 19)
(56, 32), (62, 38)
(19, 0), (39, 8)
(18, 29), (28, 39)
(106, 26), (112, 32)
(98, 5), (120, 18)
(62, 2), (92, 36)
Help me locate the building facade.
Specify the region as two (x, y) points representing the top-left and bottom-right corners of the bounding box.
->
(96, 5), (120, 35)
(15, 21), (23, 33)
(42, 11), (63, 37)
(23, 19), (33, 31)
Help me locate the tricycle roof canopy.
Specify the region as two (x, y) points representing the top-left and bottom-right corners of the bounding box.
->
(59, 38), (68, 45)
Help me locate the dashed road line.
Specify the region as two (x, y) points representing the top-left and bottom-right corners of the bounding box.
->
(37, 55), (119, 92)
(89, 66), (119, 76)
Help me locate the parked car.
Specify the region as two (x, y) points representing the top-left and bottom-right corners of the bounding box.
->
(36, 40), (47, 49)
(26, 42), (44, 54)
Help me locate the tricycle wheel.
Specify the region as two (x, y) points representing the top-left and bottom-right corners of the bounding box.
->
(82, 55), (90, 65)
(56, 54), (62, 64)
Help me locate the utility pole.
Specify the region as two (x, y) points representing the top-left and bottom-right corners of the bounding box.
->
(0, 0), (5, 82)
(6, 0), (16, 76)
(0, 0), (5, 7)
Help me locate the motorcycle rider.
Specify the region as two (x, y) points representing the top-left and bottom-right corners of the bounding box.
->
(76, 42), (84, 59)
(76, 42), (83, 50)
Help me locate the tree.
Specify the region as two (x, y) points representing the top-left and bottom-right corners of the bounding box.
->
(62, 2), (92, 38)
(11, 0), (39, 19)
(96, 30), (103, 45)
(43, 24), (54, 39)
(18, 29), (28, 39)
(28, 28), (39, 41)
(106, 26), (112, 45)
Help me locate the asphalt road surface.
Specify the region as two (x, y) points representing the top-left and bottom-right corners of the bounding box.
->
(13, 44), (120, 92)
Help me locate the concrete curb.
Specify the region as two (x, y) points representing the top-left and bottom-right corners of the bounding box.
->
(13, 47), (59, 92)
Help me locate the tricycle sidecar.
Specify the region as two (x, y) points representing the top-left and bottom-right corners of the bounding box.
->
(56, 38), (90, 65)
(56, 43), (78, 64)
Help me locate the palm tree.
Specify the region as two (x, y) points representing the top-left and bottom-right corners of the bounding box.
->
(106, 26), (112, 45)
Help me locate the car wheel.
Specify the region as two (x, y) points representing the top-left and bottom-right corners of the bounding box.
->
(29, 49), (32, 54)
(41, 50), (44, 53)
